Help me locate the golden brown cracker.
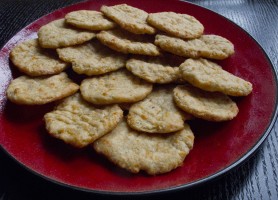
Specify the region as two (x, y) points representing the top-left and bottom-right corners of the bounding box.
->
(38, 19), (95, 48)
(101, 4), (155, 34)
(180, 58), (253, 96)
(126, 57), (180, 84)
(96, 29), (160, 56)
(173, 85), (239, 121)
(57, 40), (127, 75)
(93, 120), (194, 175)
(148, 12), (204, 39)
(127, 86), (191, 133)
(44, 93), (123, 148)
(10, 39), (68, 76)
(65, 10), (116, 31)
(6, 72), (79, 105)
(80, 69), (153, 105)
(155, 34), (234, 60)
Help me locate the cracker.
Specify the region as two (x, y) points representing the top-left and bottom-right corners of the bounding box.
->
(199, 35), (235, 59)
(96, 29), (160, 56)
(155, 34), (234, 60)
(6, 72), (79, 105)
(126, 57), (180, 84)
(44, 93), (123, 148)
(65, 10), (116, 31)
(127, 86), (192, 133)
(38, 19), (95, 48)
(100, 4), (155, 34)
(173, 85), (239, 121)
(180, 58), (253, 96)
(10, 39), (68, 76)
(80, 69), (153, 105)
(147, 12), (204, 39)
(93, 120), (194, 175)
(57, 40), (127, 75)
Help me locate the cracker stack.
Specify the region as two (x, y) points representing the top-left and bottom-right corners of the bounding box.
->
(6, 4), (252, 175)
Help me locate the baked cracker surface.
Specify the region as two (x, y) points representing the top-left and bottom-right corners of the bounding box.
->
(44, 93), (123, 148)
(93, 120), (194, 175)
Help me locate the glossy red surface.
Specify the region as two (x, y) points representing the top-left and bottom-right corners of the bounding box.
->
(0, 0), (277, 194)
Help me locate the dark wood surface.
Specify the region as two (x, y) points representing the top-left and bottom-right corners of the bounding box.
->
(0, 0), (277, 199)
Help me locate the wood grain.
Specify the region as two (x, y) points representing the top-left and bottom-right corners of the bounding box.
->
(0, 0), (277, 199)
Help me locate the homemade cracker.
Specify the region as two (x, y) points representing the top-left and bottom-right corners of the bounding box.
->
(100, 4), (155, 34)
(96, 29), (160, 56)
(57, 40), (127, 75)
(44, 93), (123, 148)
(93, 120), (194, 175)
(38, 19), (95, 48)
(147, 12), (204, 39)
(126, 57), (180, 84)
(5, 3), (254, 176)
(65, 10), (116, 31)
(199, 35), (235, 59)
(127, 86), (191, 133)
(6, 72), (79, 105)
(10, 39), (68, 76)
(80, 69), (153, 105)
(173, 85), (239, 121)
(155, 34), (234, 60)
(180, 58), (253, 96)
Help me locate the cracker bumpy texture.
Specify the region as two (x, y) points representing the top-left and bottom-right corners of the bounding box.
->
(57, 40), (127, 75)
(44, 93), (123, 148)
(100, 4), (155, 34)
(173, 85), (239, 121)
(6, 72), (79, 105)
(180, 58), (253, 96)
(126, 57), (180, 84)
(93, 120), (194, 175)
(147, 12), (204, 39)
(38, 19), (95, 48)
(96, 29), (160, 56)
(155, 34), (235, 60)
(80, 69), (153, 105)
(10, 39), (68, 76)
(65, 10), (116, 31)
(127, 86), (191, 133)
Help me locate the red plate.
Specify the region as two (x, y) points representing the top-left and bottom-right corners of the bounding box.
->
(0, 0), (277, 195)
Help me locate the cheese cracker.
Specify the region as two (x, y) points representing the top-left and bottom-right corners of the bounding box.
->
(44, 93), (123, 148)
(93, 120), (194, 175)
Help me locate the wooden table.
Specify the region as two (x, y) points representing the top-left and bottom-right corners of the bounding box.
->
(0, 0), (277, 199)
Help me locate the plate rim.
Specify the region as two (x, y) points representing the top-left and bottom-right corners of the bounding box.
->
(0, 0), (277, 196)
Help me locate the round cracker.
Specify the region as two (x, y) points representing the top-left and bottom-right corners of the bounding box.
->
(100, 4), (155, 34)
(173, 85), (239, 121)
(44, 93), (123, 148)
(96, 29), (160, 56)
(57, 40), (127, 75)
(10, 39), (68, 76)
(147, 12), (204, 39)
(6, 72), (79, 105)
(80, 69), (153, 105)
(180, 58), (253, 96)
(155, 34), (234, 60)
(127, 86), (192, 133)
(126, 57), (180, 84)
(65, 10), (116, 31)
(199, 35), (235, 59)
(93, 120), (194, 175)
(38, 19), (95, 48)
